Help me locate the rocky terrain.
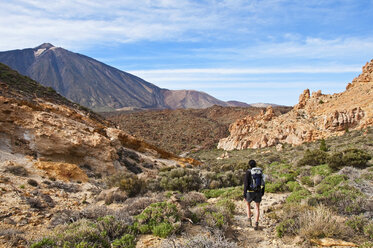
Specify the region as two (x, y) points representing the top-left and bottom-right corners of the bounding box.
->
(105, 105), (291, 154)
(0, 63), (199, 246)
(0, 61), (372, 248)
(218, 60), (373, 150)
(0, 44), (248, 112)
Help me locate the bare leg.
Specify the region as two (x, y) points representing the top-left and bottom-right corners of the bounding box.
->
(255, 202), (260, 223)
(246, 200), (252, 219)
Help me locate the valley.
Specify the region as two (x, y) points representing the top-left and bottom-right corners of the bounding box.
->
(0, 59), (372, 248)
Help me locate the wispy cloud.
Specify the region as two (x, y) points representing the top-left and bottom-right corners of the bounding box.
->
(130, 65), (361, 76)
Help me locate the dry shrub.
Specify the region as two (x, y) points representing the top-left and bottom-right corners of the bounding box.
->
(161, 232), (238, 248)
(122, 197), (159, 215)
(181, 191), (206, 207)
(4, 165), (29, 177)
(298, 205), (352, 240)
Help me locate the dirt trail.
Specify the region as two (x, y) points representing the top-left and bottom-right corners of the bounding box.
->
(231, 193), (297, 248)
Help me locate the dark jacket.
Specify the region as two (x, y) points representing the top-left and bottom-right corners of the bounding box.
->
(243, 168), (265, 198)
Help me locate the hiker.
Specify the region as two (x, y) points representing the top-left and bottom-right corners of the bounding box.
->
(243, 159), (265, 230)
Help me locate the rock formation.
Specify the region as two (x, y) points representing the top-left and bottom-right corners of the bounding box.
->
(218, 60), (373, 150)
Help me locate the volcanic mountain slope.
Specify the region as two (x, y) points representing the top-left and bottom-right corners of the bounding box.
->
(105, 105), (291, 154)
(218, 60), (373, 150)
(0, 43), (248, 111)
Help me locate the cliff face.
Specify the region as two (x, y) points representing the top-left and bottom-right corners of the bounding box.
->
(218, 60), (373, 150)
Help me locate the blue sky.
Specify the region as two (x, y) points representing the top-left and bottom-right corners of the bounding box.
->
(1, 0), (372, 105)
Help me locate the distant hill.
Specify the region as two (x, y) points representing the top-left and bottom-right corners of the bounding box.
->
(104, 105), (292, 154)
(0, 43), (249, 111)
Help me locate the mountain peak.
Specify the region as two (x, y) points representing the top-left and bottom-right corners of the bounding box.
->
(34, 43), (55, 50)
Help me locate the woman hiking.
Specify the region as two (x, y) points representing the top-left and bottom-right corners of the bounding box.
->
(243, 159), (265, 230)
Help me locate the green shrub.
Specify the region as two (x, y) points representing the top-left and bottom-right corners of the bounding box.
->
(319, 139), (328, 152)
(286, 181), (302, 192)
(217, 199), (235, 215)
(311, 164), (332, 177)
(286, 188), (311, 203)
(316, 174), (348, 195)
(276, 219), (297, 237)
(152, 223), (174, 238)
(297, 149), (329, 166)
(364, 223), (373, 239)
(328, 148), (372, 170)
(112, 234), (136, 248)
(134, 202), (181, 238)
(202, 186), (243, 200)
(54, 219), (111, 248)
(159, 168), (202, 192)
(300, 176), (313, 187)
(31, 238), (56, 248)
(190, 204), (232, 232)
(346, 215), (367, 233)
(265, 182), (285, 193)
(202, 188), (229, 199)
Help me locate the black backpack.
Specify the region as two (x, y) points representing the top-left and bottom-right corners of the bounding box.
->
(249, 167), (264, 192)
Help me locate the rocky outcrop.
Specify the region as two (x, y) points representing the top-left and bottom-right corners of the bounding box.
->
(218, 60), (373, 150)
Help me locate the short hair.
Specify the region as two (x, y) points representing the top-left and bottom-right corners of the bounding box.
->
(248, 160), (256, 168)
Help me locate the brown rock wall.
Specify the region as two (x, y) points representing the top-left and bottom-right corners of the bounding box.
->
(218, 60), (373, 150)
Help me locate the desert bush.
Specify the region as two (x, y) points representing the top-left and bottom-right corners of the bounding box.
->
(346, 215), (368, 233)
(35, 215), (134, 248)
(4, 165), (29, 176)
(286, 188), (311, 203)
(53, 219), (111, 248)
(297, 149), (329, 166)
(190, 204), (232, 232)
(180, 191), (207, 207)
(364, 223), (373, 240)
(106, 173), (144, 197)
(311, 184), (365, 214)
(276, 219), (297, 237)
(217, 199), (235, 215)
(112, 234), (136, 248)
(298, 205), (352, 240)
(159, 168), (202, 192)
(328, 148), (372, 170)
(319, 139), (328, 152)
(134, 202), (181, 238)
(311, 164), (332, 177)
(161, 233), (238, 248)
(122, 197), (159, 216)
(286, 181), (303, 192)
(300, 176), (314, 187)
(96, 215), (130, 241)
(275, 204), (312, 237)
(30, 238), (56, 248)
(201, 186), (242, 200)
(265, 182), (286, 193)
(201, 169), (244, 189)
(315, 174), (348, 195)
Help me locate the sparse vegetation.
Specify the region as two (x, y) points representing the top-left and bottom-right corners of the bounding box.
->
(4, 165), (29, 177)
(134, 202), (181, 238)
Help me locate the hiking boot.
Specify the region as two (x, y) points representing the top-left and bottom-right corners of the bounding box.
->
(254, 222), (259, 230)
(248, 217), (252, 227)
